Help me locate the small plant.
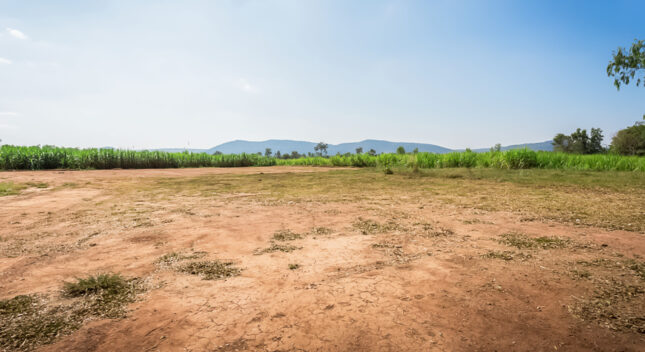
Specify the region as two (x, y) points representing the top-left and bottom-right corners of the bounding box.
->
(63, 273), (129, 297)
(178, 260), (241, 280)
(272, 229), (302, 241)
(288, 264), (300, 270)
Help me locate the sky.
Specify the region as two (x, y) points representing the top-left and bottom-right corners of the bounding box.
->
(0, 0), (643, 150)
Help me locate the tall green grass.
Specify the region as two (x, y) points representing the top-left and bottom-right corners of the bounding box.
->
(1, 145), (643, 171)
(277, 149), (645, 171)
(0, 145), (275, 170)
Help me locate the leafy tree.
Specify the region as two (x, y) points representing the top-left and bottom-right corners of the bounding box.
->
(314, 142), (328, 156)
(396, 146), (406, 154)
(611, 122), (645, 155)
(213, 151), (223, 155)
(608, 39), (645, 119)
(412, 147), (419, 154)
(607, 39), (645, 90)
(490, 143), (501, 153)
(355, 147), (363, 154)
(264, 148), (272, 157)
(275, 150), (281, 158)
(291, 151), (300, 159)
(588, 128), (604, 154)
(552, 128), (604, 154)
(368, 149), (377, 156)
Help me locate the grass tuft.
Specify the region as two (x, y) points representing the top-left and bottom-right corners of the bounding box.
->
(288, 263), (300, 270)
(63, 273), (128, 297)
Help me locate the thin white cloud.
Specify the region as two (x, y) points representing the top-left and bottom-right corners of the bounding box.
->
(6, 27), (28, 40)
(0, 112), (19, 116)
(235, 78), (258, 93)
(0, 57), (12, 64)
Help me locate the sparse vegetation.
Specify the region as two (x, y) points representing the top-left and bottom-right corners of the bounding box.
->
(288, 263), (300, 270)
(498, 232), (570, 249)
(254, 243), (301, 254)
(155, 251), (207, 268)
(1, 274), (143, 351)
(311, 227), (333, 235)
(178, 260), (241, 280)
(272, 229), (303, 241)
(0, 182), (26, 196)
(353, 218), (402, 235)
(482, 250), (532, 261)
(569, 279), (644, 333)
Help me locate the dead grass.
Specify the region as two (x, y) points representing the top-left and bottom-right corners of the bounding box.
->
(155, 251), (207, 268)
(254, 243), (302, 255)
(498, 232), (570, 250)
(481, 250), (532, 261)
(177, 260), (241, 280)
(272, 229), (303, 241)
(353, 218), (403, 235)
(569, 279), (644, 333)
(0, 274), (143, 351)
(310, 227), (333, 236)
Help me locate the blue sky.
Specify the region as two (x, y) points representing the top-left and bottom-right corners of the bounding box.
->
(0, 0), (643, 149)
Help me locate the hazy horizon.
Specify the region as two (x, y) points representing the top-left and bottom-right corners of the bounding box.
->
(1, 1), (643, 150)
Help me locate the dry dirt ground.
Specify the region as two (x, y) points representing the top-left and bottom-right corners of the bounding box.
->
(1, 166), (644, 351)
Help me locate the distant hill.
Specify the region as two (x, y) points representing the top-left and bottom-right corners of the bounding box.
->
(471, 141), (553, 153)
(154, 139), (553, 155)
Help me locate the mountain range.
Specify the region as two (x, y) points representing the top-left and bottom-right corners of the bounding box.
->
(154, 139), (553, 155)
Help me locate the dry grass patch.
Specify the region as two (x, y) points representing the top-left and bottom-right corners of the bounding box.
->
(353, 218), (403, 235)
(0, 274), (143, 351)
(178, 260), (241, 280)
(499, 232), (570, 250)
(254, 243), (301, 255)
(481, 250), (532, 261)
(569, 279), (644, 333)
(272, 229), (303, 241)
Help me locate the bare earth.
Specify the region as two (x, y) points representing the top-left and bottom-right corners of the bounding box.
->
(1, 167), (644, 351)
